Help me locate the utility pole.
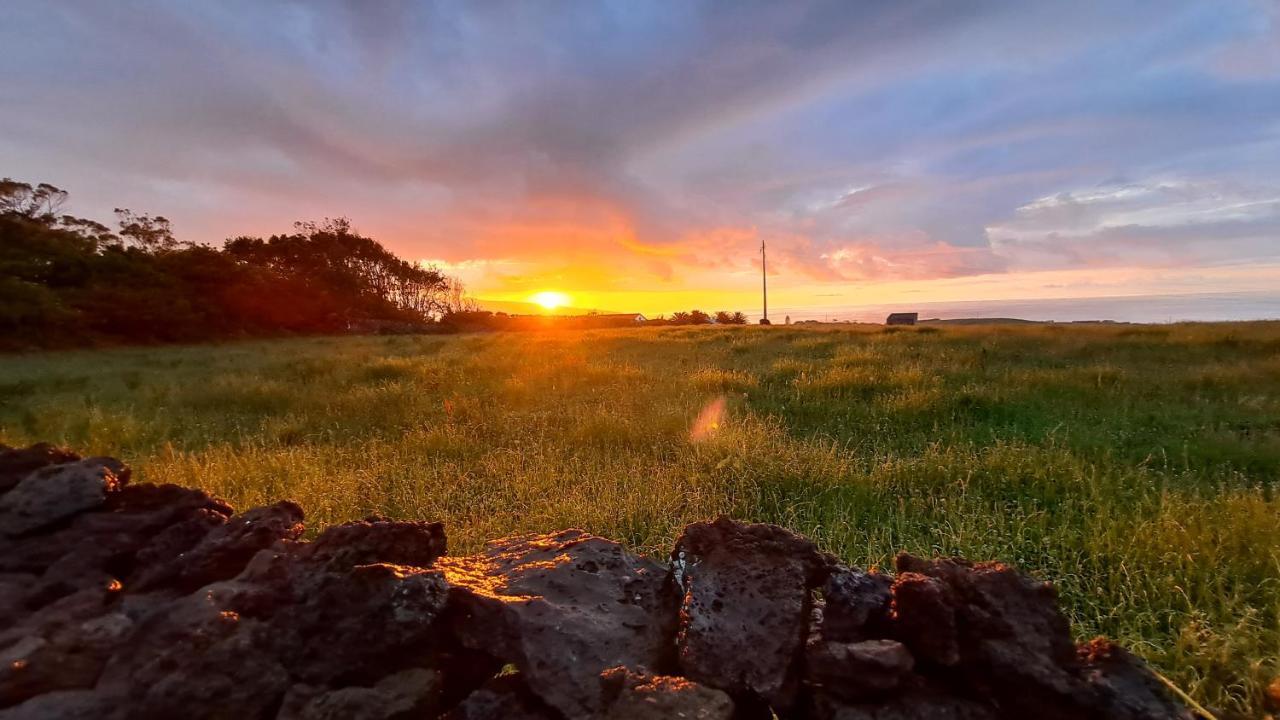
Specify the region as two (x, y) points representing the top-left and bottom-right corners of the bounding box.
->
(761, 239), (769, 324)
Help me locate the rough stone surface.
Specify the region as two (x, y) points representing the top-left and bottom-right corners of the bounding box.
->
(0, 458), (127, 537)
(298, 516), (447, 570)
(1077, 638), (1200, 720)
(0, 689), (114, 720)
(278, 668), (443, 720)
(92, 584), (293, 719)
(132, 500), (305, 593)
(672, 516), (835, 708)
(889, 572), (961, 666)
(812, 690), (1000, 720)
(805, 639), (915, 700)
(438, 529), (675, 719)
(0, 444), (1197, 720)
(0, 483), (231, 606)
(0, 605), (132, 707)
(889, 555), (1195, 720)
(442, 675), (558, 720)
(0, 444), (80, 495)
(821, 566), (894, 642)
(600, 666), (735, 719)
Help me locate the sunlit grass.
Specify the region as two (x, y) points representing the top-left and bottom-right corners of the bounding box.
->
(1, 322), (1278, 715)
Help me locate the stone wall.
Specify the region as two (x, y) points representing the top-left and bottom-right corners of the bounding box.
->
(0, 444), (1194, 719)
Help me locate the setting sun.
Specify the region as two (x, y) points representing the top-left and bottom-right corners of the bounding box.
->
(530, 290), (571, 311)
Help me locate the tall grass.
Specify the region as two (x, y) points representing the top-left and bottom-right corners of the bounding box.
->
(1, 323), (1278, 715)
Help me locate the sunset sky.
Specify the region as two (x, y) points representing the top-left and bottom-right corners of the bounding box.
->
(3, 1), (1279, 316)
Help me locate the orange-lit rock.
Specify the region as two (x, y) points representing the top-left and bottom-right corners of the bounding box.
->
(438, 529), (676, 719)
(672, 516), (836, 709)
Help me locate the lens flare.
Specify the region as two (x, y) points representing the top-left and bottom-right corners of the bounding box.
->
(690, 395), (727, 441)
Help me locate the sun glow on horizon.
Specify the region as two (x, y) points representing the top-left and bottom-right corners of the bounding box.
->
(529, 290), (571, 311)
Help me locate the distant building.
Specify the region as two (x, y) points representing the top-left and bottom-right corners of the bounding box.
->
(581, 313), (646, 327)
(885, 312), (918, 325)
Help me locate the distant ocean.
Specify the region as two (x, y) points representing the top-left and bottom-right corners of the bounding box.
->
(761, 291), (1280, 325)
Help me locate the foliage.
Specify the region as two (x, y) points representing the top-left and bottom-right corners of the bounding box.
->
(0, 178), (456, 348)
(648, 309), (747, 325)
(1, 322), (1277, 716)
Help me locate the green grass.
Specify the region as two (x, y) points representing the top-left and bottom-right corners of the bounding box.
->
(2, 323), (1278, 715)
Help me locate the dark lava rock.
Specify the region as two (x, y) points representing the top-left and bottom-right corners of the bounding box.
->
(0, 581), (125, 708)
(277, 667), (443, 720)
(94, 584), (292, 720)
(0, 689), (114, 720)
(1077, 638), (1195, 720)
(0, 608), (132, 708)
(0, 574), (34, 619)
(897, 554), (1075, 666)
(821, 566), (893, 642)
(671, 517), (835, 708)
(439, 529), (675, 719)
(0, 458), (127, 537)
(805, 639), (915, 701)
(297, 516), (447, 570)
(896, 555), (1079, 714)
(892, 555), (1193, 719)
(600, 666), (736, 719)
(0, 444), (80, 495)
(442, 674), (559, 720)
(0, 483), (231, 605)
(889, 572), (960, 666)
(132, 500), (305, 593)
(811, 689), (999, 720)
(258, 559), (452, 685)
(93, 520), (450, 718)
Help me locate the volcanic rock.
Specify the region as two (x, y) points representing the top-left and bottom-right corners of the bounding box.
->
(811, 689), (999, 720)
(0, 608), (132, 707)
(895, 555), (1083, 714)
(805, 639), (915, 701)
(0, 458), (127, 537)
(259, 560), (452, 685)
(0, 689), (114, 720)
(94, 582), (292, 719)
(439, 529), (675, 719)
(599, 666), (735, 719)
(1077, 639), (1196, 720)
(821, 566), (893, 642)
(278, 667), (444, 720)
(132, 500), (304, 593)
(0, 482), (231, 606)
(888, 572), (960, 666)
(442, 674), (559, 720)
(0, 444), (80, 495)
(671, 516), (835, 708)
(297, 516), (447, 570)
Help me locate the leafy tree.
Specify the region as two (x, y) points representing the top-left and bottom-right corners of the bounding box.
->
(670, 309), (712, 325)
(114, 209), (181, 251)
(0, 179), (67, 221)
(714, 310), (747, 324)
(0, 177), (468, 349)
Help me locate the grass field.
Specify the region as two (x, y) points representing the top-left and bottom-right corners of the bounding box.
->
(1, 323), (1278, 715)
